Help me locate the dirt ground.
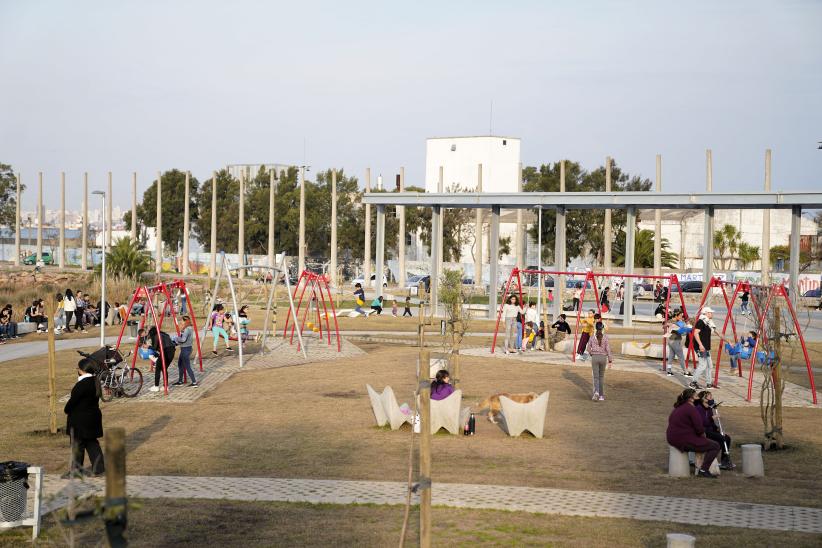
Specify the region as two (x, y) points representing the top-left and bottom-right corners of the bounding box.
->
(2, 499), (820, 547)
(2, 342), (821, 512)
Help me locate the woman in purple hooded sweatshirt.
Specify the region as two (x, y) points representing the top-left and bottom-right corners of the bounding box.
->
(430, 370), (455, 401)
(666, 388), (721, 478)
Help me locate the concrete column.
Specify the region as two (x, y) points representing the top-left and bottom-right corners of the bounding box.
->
(239, 169), (246, 278)
(555, 160), (567, 319)
(131, 173), (137, 241)
(603, 157), (612, 272)
(14, 172), (21, 266)
(106, 172), (113, 247)
(155, 171), (162, 273)
(653, 154), (662, 276)
(268, 169), (276, 268)
(397, 167), (406, 288)
(82, 172), (88, 270)
(182, 171), (190, 275)
(789, 205), (801, 302)
(209, 171), (217, 278)
(474, 163), (483, 289)
(703, 150), (714, 283)
(330, 169), (337, 286)
(36, 172), (43, 263)
(436, 166), (444, 283)
(59, 172), (65, 268)
(363, 168), (371, 285)
(431, 204), (441, 314)
(761, 149), (771, 284)
(487, 206), (500, 319)
(516, 162), (524, 270)
(375, 204), (385, 300)
(624, 206), (637, 327)
(298, 167), (305, 275)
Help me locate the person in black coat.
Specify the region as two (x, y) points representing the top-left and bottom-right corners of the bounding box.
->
(148, 326), (176, 392)
(64, 358), (105, 476)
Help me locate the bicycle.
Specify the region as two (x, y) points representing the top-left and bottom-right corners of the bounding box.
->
(77, 346), (143, 402)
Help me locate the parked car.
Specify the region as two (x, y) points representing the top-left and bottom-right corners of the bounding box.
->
(23, 251), (53, 265)
(405, 274), (431, 295)
(351, 273), (388, 288)
(671, 280), (703, 293)
(802, 288), (821, 299)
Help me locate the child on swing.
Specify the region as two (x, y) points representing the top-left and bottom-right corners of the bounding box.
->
(726, 331), (757, 373)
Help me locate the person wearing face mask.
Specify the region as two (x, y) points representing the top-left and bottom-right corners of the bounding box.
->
(695, 390), (735, 470)
(63, 358), (105, 477)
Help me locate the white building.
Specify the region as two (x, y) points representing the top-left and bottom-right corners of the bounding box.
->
(637, 209), (818, 271)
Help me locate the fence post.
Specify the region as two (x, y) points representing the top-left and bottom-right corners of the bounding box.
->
(418, 348), (432, 548)
(104, 427), (127, 547)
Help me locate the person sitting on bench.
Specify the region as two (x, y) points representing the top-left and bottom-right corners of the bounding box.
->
(666, 388), (720, 479)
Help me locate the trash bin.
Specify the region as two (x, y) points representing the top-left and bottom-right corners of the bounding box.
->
(0, 461), (29, 522)
(128, 320), (138, 338)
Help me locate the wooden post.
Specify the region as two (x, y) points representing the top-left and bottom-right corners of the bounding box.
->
(418, 347), (432, 548)
(104, 427), (127, 547)
(451, 349), (460, 390)
(47, 298), (57, 434)
(771, 307), (784, 449)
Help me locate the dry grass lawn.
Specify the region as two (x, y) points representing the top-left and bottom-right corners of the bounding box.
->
(2, 341), (821, 511)
(2, 499), (821, 547)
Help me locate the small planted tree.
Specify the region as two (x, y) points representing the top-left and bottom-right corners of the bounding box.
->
(439, 268), (471, 388)
(101, 237), (152, 279)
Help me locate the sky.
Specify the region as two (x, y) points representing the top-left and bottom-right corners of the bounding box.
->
(1, 0), (821, 212)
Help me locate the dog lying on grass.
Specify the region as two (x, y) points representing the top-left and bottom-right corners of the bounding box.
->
(475, 392), (538, 423)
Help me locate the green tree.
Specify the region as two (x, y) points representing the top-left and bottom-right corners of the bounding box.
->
(193, 169), (240, 253)
(524, 160), (652, 265)
(769, 244), (810, 268)
(737, 242), (760, 270)
(101, 236), (152, 278)
(136, 169), (200, 253)
(613, 229), (678, 268)
(0, 163), (23, 228)
(713, 224), (740, 269)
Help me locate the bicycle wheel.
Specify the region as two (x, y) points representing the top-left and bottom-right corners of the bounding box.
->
(99, 370), (114, 402)
(121, 367), (143, 398)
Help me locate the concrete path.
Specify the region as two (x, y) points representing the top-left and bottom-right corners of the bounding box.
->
(40, 475), (822, 534)
(0, 335), (121, 363)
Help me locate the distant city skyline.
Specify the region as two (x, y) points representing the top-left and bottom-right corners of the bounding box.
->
(2, 1), (820, 213)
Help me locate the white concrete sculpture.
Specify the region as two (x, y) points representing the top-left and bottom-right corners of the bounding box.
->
(365, 384), (412, 431)
(429, 390), (462, 435)
(667, 445), (690, 477)
(499, 391), (549, 438)
(741, 444), (764, 477)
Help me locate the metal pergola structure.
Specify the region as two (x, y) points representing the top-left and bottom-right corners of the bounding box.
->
(362, 190), (822, 325)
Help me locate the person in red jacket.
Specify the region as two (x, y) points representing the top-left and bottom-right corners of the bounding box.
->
(666, 388), (720, 478)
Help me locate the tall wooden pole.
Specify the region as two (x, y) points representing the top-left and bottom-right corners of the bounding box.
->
(14, 172), (21, 266)
(47, 297), (57, 434)
(131, 172), (137, 241)
(397, 167), (406, 288)
(603, 157), (612, 272)
(82, 172), (88, 270)
(59, 172), (66, 268)
(104, 427), (127, 545)
(418, 347), (432, 548)
(298, 167), (305, 274)
(268, 170), (276, 268)
(330, 169), (338, 287)
(209, 171), (217, 278)
(36, 172), (43, 263)
(363, 168), (371, 285)
(155, 171), (162, 274)
(182, 171), (190, 275)
(654, 154), (662, 276)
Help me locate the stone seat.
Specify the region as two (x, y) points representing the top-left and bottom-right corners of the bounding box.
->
(499, 391), (550, 438)
(622, 341), (664, 359)
(16, 322), (37, 335)
(366, 384), (412, 431)
(668, 445), (719, 477)
(429, 390), (462, 435)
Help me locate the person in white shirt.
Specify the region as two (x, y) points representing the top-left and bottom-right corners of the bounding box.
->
(502, 295), (523, 354)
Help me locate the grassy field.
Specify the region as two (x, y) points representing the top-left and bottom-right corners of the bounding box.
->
(2, 499), (821, 547)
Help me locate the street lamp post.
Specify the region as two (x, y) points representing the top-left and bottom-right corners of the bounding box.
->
(92, 190), (107, 347)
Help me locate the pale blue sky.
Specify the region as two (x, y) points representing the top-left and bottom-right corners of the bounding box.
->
(1, 0), (820, 211)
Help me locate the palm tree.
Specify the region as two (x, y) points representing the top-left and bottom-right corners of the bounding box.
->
(713, 224), (740, 269)
(102, 236), (152, 278)
(736, 242), (760, 270)
(614, 229), (678, 268)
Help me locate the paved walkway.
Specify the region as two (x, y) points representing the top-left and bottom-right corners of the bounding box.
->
(40, 475), (822, 534)
(460, 347), (819, 408)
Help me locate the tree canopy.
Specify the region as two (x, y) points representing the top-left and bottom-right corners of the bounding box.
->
(135, 169), (200, 253)
(0, 163), (23, 228)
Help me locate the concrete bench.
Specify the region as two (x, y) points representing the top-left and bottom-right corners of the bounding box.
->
(622, 341), (664, 359)
(668, 445), (719, 477)
(499, 391), (550, 438)
(16, 322), (37, 335)
(429, 390), (462, 435)
(366, 384), (412, 431)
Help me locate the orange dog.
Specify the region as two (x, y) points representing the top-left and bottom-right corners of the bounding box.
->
(475, 392), (538, 423)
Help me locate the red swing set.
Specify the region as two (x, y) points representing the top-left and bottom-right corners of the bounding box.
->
(492, 268), (691, 368)
(688, 276), (816, 404)
(114, 280), (204, 395)
(283, 271), (341, 352)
